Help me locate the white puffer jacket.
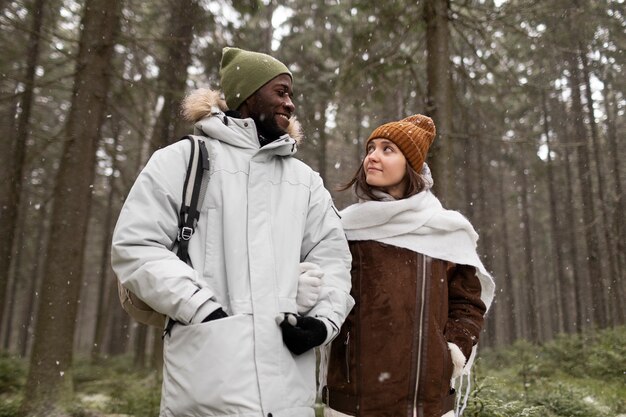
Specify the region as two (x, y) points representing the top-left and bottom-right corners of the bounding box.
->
(111, 89), (354, 417)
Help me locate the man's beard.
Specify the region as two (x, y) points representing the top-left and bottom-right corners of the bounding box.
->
(252, 112), (287, 144)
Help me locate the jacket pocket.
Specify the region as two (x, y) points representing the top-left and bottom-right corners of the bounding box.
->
(161, 314), (259, 416)
(420, 321), (454, 404)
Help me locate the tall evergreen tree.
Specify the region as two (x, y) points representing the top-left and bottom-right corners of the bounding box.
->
(20, 0), (123, 413)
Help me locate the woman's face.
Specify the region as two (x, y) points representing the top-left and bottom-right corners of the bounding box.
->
(363, 138), (408, 199)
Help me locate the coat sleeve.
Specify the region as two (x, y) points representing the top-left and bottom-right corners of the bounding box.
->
(300, 172), (355, 342)
(111, 143), (221, 325)
(444, 264), (487, 360)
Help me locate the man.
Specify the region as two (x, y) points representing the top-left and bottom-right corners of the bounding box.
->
(111, 47), (354, 417)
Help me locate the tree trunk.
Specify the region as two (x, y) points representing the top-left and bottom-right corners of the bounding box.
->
(566, 53), (607, 329)
(317, 104), (328, 183)
(560, 113), (587, 332)
(496, 161), (517, 343)
(106, 291), (130, 356)
(476, 138), (495, 342)
(2, 189), (31, 351)
(518, 158), (540, 342)
(541, 91), (570, 334)
(148, 0), (199, 153)
(0, 0), (45, 333)
(423, 0), (453, 202)
(580, 51), (619, 326)
(462, 117), (475, 220)
(19, 205), (49, 357)
(150, 328), (164, 374)
(91, 131), (121, 361)
(2, 252), (18, 350)
(603, 74), (625, 324)
(262, 0), (275, 53)
(133, 324), (148, 369)
(20, 0), (122, 414)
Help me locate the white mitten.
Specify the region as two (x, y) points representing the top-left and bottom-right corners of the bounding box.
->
(296, 262), (324, 315)
(447, 342), (467, 379)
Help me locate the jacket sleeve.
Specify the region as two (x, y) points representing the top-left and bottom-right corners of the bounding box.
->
(300, 172), (355, 342)
(111, 143), (221, 325)
(444, 264), (487, 360)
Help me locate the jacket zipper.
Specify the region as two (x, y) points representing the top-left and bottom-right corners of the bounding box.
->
(412, 256), (427, 416)
(345, 331), (350, 383)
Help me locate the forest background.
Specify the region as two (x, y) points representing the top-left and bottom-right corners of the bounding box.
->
(0, 0), (624, 415)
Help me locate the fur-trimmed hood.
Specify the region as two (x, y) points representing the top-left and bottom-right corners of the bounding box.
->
(181, 88), (303, 143)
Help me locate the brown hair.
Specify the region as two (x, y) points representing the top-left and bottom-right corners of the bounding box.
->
(338, 160), (426, 201)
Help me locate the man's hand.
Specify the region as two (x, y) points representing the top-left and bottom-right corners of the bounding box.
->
(276, 313), (327, 355)
(296, 262), (323, 314)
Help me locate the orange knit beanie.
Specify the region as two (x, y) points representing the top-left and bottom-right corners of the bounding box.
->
(366, 114), (436, 172)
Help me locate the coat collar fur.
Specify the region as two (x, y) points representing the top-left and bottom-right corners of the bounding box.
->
(181, 88), (303, 144)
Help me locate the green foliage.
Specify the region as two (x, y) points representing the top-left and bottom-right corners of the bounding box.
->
(0, 353), (26, 394)
(468, 327), (626, 417)
(0, 397), (21, 417)
(73, 355), (161, 417)
(107, 373), (161, 417)
(544, 327), (626, 381)
(0, 354), (161, 417)
(466, 377), (609, 417)
(1, 327), (624, 415)
(481, 327), (626, 383)
(0, 354), (25, 417)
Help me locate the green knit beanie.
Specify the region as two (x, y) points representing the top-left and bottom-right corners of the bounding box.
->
(219, 47), (292, 111)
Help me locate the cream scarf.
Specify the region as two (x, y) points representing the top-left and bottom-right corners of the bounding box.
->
(340, 190), (495, 310)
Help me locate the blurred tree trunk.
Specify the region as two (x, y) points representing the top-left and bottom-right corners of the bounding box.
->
(2, 252), (17, 350)
(106, 295), (130, 356)
(354, 100), (363, 165)
(496, 161), (517, 343)
(0, 0), (45, 333)
(20, 0), (122, 414)
(541, 91), (569, 334)
(459, 102), (474, 219)
(316, 104), (328, 182)
(603, 74), (625, 324)
(0, 85), (19, 347)
(19, 206), (49, 357)
(2, 192), (30, 351)
(580, 51), (619, 326)
(150, 328), (164, 374)
(558, 104), (586, 332)
(518, 156), (539, 341)
(566, 53), (607, 329)
(423, 0), (453, 202)
(91, 131), (121, 361)
(149, 0), (200, 152)
(134, 324), (148, 369)
(8, 200), (38, 354)
(476, 138), (495, 341)
(261, 0), (275, 53)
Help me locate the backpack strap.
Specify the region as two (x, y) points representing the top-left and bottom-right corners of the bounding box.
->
(164, 135), (210, 338)
(176, 135), (210, 264)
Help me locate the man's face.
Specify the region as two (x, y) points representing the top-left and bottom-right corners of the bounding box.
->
(244, 74), (295, 139)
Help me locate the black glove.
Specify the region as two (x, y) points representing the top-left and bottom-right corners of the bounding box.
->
(202, 307), (228, 323)
(277, 313), (327, 355)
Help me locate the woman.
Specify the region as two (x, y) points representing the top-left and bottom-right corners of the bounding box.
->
(322, 115), (495, 417)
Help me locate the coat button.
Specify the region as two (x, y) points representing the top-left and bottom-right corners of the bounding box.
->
(244, 122), (249, 127)
(267, 414), (273, 417)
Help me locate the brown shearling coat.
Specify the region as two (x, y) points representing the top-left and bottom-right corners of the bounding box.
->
(323, 240), (486, 417)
